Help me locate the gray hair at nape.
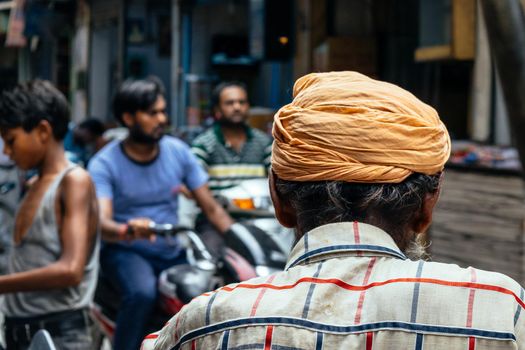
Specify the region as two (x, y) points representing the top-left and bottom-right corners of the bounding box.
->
(274, 172), (442, 250)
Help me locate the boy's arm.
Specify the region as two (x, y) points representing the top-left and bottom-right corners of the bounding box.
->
(0, 169), (96, 293)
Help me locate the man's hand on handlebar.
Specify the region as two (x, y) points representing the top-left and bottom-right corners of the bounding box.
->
(120, 218), (156, 242)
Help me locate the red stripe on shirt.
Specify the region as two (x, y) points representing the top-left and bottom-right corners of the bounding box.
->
(173, 313), (182, 343)
(144, 333), (158, 340)
(250, 275), (277, 316)
(265, 325), (274, 350)
(353, 221), (360, 243)
(191, 340), (196, 350)
(354, 258), (377, 324)
(366, 332), (373, 350)
(466, 269), (477, 328)
(465, 270), (477, 350)
(354, 221), (362, 257)
(469, 337), (476, 350)
(216, 277), (525, 309)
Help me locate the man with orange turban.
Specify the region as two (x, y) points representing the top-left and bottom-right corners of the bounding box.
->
(143, 72), (524, 350)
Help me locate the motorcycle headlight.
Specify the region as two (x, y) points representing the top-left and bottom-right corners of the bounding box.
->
(231, 196), (274, 212)
(232, 198), (256, 210)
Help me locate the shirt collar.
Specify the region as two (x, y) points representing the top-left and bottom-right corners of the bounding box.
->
(285, 222), (407, 270)
(213, 122), (253, 145)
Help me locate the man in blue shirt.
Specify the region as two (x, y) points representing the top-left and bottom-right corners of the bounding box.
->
(88, 77), (234, 350)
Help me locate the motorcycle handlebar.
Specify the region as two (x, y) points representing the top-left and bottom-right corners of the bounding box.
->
(147, 222), (215, 262)
(122, 222), (194, 239)
(146, 222), (193, 236)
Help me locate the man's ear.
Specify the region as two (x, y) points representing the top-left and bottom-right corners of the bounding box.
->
(412, 185), (441, 234)
(122, 112), (135, 128)
(269, 169), (297, 228)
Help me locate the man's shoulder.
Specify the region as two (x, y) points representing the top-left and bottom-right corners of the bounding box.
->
(407, 259), (524, 323)
(423, 259), (523, 292)
(249, 127), (272, 143)
(158, 275), (271, 339)
(89, 140), (122, 163)
(161, 135), (189, 149)
(151, 288), (223, 349)
(87, 140), (123, 172)
(160, 136), (198, 163)
(191, 127), (217, 147)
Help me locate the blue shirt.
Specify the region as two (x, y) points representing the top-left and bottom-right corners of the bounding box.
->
(88, 136), (208, 259)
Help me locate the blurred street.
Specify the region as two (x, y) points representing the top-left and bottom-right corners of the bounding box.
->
(1, 0), (525, 349)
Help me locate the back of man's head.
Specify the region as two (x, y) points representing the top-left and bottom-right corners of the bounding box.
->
(112, 76), (165, 124)
(0, 80), (70, 140)
(271, 71), (451, 247)
(78, 118), (105, 138)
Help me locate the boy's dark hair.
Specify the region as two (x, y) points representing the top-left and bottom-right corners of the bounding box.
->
(112, 76), (165, 124)
(78, 118), (105, 137)
(211, 81), (248, 108)
(0, 80), (70, 140)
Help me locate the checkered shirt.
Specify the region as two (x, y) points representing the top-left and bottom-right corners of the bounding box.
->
(142, 222), (525, 350)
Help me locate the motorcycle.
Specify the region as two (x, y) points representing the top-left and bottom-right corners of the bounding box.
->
(28, 330), (56, 350)
(177, 177), (294, 278)
(214, 178), (295, 276)
(90, 222), (257, 348)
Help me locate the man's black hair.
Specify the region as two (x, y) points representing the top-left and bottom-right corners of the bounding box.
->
(211, 81), (248, 108)
(112, 76), (166, 124)
(0, 80), (70, 140)
(78, 118), (105, 137)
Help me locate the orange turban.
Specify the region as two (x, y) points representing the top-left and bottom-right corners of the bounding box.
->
(271, 71), (451, 183)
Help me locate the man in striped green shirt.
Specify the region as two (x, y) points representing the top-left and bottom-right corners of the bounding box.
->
(191, 82), (272, 194)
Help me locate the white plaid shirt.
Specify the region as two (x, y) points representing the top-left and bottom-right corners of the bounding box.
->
(143, 222), (525, 350)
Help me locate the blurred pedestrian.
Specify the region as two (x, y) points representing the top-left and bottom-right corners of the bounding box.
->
(0, 138), (20, 276)
(64, 118), (107, 166)
(0, 80), (99, 350)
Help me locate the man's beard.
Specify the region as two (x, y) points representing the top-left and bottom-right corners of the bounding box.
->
(129, 124), (164, 144)
(218, 115), (247, 127)
(404, 233), (431, 261)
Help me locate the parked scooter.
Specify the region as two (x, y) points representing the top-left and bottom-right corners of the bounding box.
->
(90, 222), (257, 348)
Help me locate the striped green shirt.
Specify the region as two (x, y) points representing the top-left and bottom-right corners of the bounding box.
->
(191, 123), (272, 192)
